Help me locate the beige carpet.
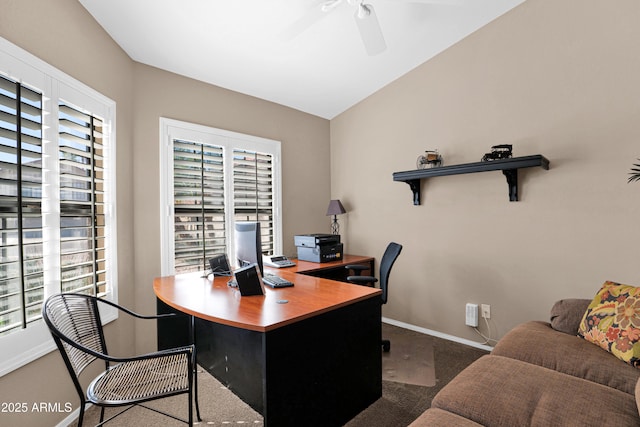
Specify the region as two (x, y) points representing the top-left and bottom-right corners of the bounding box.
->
(381, 324), (436, 387)
(72, 324), (483, 426)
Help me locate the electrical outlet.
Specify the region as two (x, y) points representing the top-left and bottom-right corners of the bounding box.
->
(465, 303), (478, 327)
(481, 304), (491, 319)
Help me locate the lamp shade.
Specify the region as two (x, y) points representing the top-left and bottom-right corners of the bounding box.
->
(326, 199), (346, 216)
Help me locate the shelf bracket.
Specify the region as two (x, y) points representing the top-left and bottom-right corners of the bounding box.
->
(407, 179), (421, 205)
(393, 155), (549, 205)
(502, 169), (518, 201)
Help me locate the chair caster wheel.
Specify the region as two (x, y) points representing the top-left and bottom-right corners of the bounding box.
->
(382, 342), (390, 352)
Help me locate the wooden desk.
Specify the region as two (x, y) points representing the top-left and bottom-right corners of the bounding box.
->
(154, 255), (381, 427)
(293, 254), (374, 282)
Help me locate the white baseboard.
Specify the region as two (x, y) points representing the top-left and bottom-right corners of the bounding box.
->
(55, 403), (91, 427)
(382, 317), (494, 352)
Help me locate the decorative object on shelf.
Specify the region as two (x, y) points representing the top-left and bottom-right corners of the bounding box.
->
(326, 199), (346, 235)
(629, 159), (640, 183)
(416, 149), (443, 169)
(393, 155), (550, 205)
(482, 144), (513, 162)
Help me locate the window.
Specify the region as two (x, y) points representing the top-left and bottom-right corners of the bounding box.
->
(160, 118), (281, 276)
(172, 139), (225, 273)
(0, 37), (117, 376)
(232, 149), (276, 256)
(0, 76), (43, 335)
(59, 103), (108, 296)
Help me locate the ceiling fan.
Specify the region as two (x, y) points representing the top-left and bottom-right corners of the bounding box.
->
(328, 0), (386, 56)
(281, 0), (460, 56)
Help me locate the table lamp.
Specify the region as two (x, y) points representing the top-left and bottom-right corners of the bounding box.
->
(326, 199), (346, 235)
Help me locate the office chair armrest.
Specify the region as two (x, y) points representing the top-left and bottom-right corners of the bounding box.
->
(347, 275), (378, 287)
(345, 264), (369, 275)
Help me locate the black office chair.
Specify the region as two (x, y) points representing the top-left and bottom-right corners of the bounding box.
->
(42, 293), (201, 426)
(346, 242), (403, 352)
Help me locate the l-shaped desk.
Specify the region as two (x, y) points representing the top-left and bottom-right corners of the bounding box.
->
(154, 255), (380, 427)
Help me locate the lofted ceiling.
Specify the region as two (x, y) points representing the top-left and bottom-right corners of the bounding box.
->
(79, 0), (525, 119)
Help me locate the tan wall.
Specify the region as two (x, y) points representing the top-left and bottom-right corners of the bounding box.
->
(330, 0), (640, 344)
(0, 0), (330, 425)
(3, 0), (639, 425)
(131, 63), (331, 353)
(0, 0), (136, 426)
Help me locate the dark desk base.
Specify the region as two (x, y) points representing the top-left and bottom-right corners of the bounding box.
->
(158, 297), (381, 427)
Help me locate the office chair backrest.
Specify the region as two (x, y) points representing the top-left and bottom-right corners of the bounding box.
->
(42, 293), (108, 378)
(380, 242), (402, 305)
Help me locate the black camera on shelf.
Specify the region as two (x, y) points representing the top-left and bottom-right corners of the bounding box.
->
(482, 144), (513, 162)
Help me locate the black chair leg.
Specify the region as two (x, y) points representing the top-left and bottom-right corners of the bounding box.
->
(190, 315), (202, 421)
(382, 339), (390, 352)
(188, 390), (193, 426)
(77, 404), (85, 427)
(193, 366), (201, 421)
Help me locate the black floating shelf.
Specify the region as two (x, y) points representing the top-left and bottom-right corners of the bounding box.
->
(393, 155), (550, 205)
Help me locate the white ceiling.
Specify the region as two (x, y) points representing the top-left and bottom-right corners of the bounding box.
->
(79, 0), (525, 119)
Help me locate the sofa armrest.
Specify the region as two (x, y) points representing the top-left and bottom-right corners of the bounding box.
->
(636, 377), (640, 416)
(549, 298), (591, 335)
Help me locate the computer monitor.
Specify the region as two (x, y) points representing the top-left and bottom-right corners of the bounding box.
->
(234, 221), (264, 276)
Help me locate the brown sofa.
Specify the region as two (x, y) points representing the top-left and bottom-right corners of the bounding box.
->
(411, 299), (640, 426)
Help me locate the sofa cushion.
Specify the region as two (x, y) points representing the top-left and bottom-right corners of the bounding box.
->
(432, 355), (640, 427)
(492, 320), (640, 395)
(578, 280), (640, 367)
(550, 298), (590, 334)
(409, 408), (483, 427)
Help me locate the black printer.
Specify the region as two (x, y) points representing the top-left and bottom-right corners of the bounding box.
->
(294, 234), (343, 263)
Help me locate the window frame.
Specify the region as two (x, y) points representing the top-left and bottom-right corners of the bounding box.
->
(159, 118), (282, 276)
(0, 37), (118, 377)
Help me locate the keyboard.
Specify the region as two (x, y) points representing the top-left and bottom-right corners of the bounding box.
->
(263, 274), (294, 288)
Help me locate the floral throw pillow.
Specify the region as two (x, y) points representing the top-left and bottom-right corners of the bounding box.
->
(578, 281), (640, 368)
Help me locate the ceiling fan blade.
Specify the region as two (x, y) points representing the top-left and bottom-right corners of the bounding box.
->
(354, 3), (386, 55)
(385, 0), (463, 4)
(279, 1), (336, 41)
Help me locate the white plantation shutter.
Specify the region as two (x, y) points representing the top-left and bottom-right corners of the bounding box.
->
(173, 140), (226, 274)
(233, 149), (275, 255)
(0, 75), (44, 335)
(160, 119), (281, 275)
(58, 103), (107, 295)
(0, 37), (116, 375)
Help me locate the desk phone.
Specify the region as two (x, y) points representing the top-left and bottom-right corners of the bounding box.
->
(263, 255), (296, 268)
